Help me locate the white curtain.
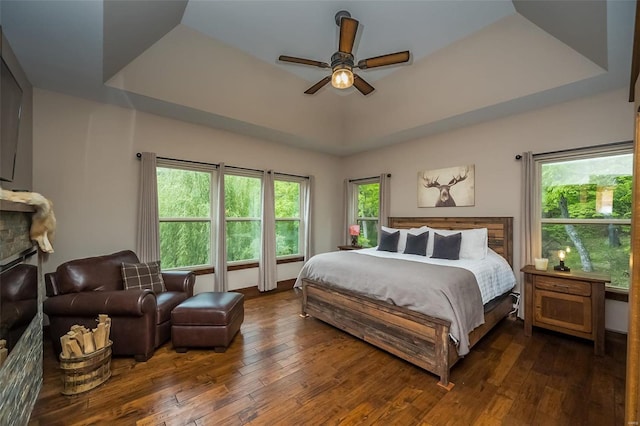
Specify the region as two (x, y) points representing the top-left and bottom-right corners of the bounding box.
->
(136, 152), (160, 262)
(379, 173), (391, 231)
(214, 163), (228, 292)
(343, 179), (356, 245)
(302, 175), (314, 261)
(259, 170), (277, 291)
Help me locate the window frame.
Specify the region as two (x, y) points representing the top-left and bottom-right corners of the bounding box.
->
(350, 177), (381, 248)
(156, 160), (217, 271)
(535, 142), (633, 292)
(224, 170), (263, 266)
(274, 175), (304, 260)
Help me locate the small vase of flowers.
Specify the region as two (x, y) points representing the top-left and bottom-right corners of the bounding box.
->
(349, 224), (360, 247)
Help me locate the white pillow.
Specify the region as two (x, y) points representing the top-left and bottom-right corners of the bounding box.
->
(427, 227), (488, 260)
(381, 226), (429, 253)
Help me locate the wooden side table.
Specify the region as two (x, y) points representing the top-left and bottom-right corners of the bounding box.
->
(521, 265), (609, 355)
(337, 245), (362, 251)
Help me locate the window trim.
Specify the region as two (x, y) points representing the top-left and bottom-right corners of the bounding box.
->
(274, 176), (304, 259)
(351, 178), (381, 248)
(224, 171), (263, 265)
(535, 143), (633, 293)
(157, 162), (216, 269)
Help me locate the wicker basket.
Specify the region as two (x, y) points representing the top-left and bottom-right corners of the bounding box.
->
(59, 341), (112, 395)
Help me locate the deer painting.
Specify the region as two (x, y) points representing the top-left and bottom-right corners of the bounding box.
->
(418, 165), (474, 207)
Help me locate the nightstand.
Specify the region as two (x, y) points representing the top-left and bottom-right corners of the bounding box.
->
(337, 245), (362, 251)
(522, 265), (609, 355)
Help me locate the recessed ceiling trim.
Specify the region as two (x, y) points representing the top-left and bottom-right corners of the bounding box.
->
(103, 0), (188, 82)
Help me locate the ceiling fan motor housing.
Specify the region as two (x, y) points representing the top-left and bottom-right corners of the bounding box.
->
(331, 51), (354, 71)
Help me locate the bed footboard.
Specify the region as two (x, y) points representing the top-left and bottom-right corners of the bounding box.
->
(302, 279), (456, 389)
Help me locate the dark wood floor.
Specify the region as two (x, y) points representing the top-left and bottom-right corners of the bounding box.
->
(29, 290), (625, 425)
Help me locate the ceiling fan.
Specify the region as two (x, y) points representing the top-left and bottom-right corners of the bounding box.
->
(278, 10), (411, 96)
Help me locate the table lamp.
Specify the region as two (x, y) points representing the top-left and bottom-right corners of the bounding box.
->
(554, 249), (571, 272)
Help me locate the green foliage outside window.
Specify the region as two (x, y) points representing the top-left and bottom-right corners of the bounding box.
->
(275, 180), (301, 256)
(157, 167), (212, 269)
(159, 222), (210, 268)
(540, 153), (632, 289)
(225, 175), (261, 262)
(357, 183), (380, 247)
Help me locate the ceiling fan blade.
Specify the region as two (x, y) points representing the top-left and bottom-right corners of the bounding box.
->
(304, 76), (331, 94)
(353, 74), (375, 96)
(279, 55), (330, 69)
(356, 51), (410, 69)
(339, 17), (359, 54)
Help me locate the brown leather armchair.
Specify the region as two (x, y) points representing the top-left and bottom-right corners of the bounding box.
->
(1, 264), (38, 351)
(43, 250), (195, 361)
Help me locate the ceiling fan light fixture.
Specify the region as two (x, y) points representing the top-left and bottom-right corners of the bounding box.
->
(331, 67), (354, 89)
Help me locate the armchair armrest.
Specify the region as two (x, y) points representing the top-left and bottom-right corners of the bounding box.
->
(162, 271), (195, 296)
(43, 290), (156, 317)
(2, 265), (38, 302)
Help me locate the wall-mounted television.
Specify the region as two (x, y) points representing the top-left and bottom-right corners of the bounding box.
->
(0, 56), (23, 182)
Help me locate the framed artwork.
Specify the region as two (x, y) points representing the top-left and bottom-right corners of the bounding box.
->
(418, 165), (475, 207)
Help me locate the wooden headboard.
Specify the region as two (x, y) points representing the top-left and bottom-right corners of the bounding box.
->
(388, 217), (514, 267)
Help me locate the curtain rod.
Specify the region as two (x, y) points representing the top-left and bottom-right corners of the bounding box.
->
(135, 153), (309, 179)
(514, 140), (632, 160)
(349, 174), (391, 183)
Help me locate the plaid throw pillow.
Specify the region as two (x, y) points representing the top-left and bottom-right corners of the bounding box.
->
(121, 261), (166, 293)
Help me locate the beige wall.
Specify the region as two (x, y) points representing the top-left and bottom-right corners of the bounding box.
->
(343, 88), (634, 332)
(32, 87), (634, 330)
(32, 88), (343, 290)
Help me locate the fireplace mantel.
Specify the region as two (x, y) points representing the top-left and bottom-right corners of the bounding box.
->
(0, 200), (34, 213)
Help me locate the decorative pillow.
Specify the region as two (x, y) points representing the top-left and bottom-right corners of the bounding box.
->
(431, 232), (462, 260)
(426, 227), (488, 259)
(377, 229), (400, 252)
(403, 231), (429, 256)
(382, 225), (430, 253)
(121, 261), (166, 293)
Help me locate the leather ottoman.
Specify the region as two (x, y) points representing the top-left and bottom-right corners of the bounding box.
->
(171, 292), (244, 353)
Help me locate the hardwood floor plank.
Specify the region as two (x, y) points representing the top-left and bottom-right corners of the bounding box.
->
(486, 340), (525, 387)
(28, 290), (625, 425)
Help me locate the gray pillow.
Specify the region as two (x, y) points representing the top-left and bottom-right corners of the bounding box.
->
(377, 229), (400, 252)
(431, 232), (461, 260)
(403, 232), (429, 256)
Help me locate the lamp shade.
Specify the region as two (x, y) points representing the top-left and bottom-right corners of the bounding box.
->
(331, 68), (354, 89)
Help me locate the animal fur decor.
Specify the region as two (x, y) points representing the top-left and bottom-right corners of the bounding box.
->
(0, 188), (56, 253)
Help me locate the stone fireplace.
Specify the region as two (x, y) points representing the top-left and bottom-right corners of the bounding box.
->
(0, 200), (42, 425)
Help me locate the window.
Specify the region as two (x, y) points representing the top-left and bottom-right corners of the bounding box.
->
(275, 178), (302, 257)
(538, 145), (633, 290)
(225, 173), (262, 263)
(156, 161), (309, 272)
(157, 166), (213, 269)
(355, 181), (380, 247)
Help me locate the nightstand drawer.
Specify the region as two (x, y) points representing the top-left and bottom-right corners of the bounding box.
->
(534, 290), (592, 333)
(535, 276), (591, 296)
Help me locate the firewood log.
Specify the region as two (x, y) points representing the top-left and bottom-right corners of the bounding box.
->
(60, 335), (72, 358)
(66, 339), (83, 357)
(82, 331), (95, 354)
(94, 324), (106, 350)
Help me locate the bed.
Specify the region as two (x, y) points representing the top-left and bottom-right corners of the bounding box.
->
(297, 217), (515, 390)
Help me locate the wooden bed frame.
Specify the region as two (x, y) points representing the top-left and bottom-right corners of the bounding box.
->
(301, 217), (514, 390)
